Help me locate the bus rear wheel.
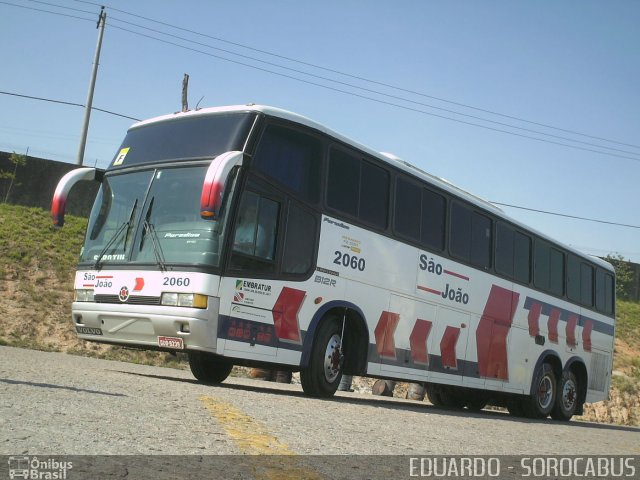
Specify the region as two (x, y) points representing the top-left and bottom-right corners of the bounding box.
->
(300, 317), (343, 398)
(188, 351), (233, 384)
(551, 370), (578, 421)
(522, 362), (556, 419)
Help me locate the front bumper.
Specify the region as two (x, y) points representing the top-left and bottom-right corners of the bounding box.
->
(71, 298), (221, 353)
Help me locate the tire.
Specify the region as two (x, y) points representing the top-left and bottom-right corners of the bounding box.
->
(300, 317), (343, 397)
(465, 396), (488, 412)
(507, 400), (525, 417)
(425, 384), (444, 406)
(551, 370), (579, 421)
(523, 362), (557, 419)
(188, 351), (233, 384)
(438, 387), (467, 409)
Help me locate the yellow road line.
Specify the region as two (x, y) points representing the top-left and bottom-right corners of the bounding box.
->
(198, 395), (324, 479)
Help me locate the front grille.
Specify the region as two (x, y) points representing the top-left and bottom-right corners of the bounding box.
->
(94, 294), (161, 306)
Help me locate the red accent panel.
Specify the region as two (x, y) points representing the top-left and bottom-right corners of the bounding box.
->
(582, 320), (594, 352)
(476, 285), (520, 380)
(566, 314), (578, 347)
(51, 193), (67, 227)
(443, 270), (470, 281)
(409, 319), (433, 365)
(374, 311), (400, 360)
(200, 180), (224, 217)
(272, 287), (305, 344)
(528, 302), (542, 337)
(548, 309), (560, 343)
(440, 326), (460, 369)
(133, 277), (145, 292)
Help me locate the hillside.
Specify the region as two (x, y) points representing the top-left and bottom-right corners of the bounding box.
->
(0, 203), (638, 424)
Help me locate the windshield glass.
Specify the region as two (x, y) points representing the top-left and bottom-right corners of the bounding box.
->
(81, 171), (152, 264)
(109, 112), (255, 169)
(81, 165), (236, 268)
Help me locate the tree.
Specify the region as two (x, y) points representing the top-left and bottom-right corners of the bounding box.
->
(1, 151), (27, 203)
(604, 254), (634, 300)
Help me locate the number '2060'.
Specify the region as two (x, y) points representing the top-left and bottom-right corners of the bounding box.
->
(333, 251), (365, 271)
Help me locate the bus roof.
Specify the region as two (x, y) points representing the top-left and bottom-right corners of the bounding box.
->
(131, 104), (614, 272)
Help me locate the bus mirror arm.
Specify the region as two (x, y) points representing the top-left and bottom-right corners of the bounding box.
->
(51, 167), (103, 227)
(200, 151), (243, 220)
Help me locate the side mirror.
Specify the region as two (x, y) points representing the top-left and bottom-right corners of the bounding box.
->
(51, 167), (103, 227)
(200, 151), (243, 219)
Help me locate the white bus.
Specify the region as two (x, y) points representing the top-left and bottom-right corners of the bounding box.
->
(53, 104), (615, 421)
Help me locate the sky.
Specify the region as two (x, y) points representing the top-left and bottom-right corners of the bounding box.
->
(1, 0), (639, 263)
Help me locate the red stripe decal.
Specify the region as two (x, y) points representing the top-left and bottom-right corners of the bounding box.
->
(374, 311), (400, 360)
(440, 326), (460, 369)
(133, 277), (145, 292)
(82, 284), (94, 287)
(417, 285), (442, 296)
(409, 319), (433, 366)
(566, 314), (578, 347)
(443, 270), (470, 281)
(272, 287), (305, 344)
(96, 276), (113, 279)
(582, 320), (594, 352)
(476, 285), (519, 380)
(527, 302), (542, 337)
(548, 309), (560, 343)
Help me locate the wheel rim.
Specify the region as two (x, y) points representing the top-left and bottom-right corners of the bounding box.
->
(323, 333), (342, 383)
(561, 378), (577, 411)
(537, 374), (554, 410)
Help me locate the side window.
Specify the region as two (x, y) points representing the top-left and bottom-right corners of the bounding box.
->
(567, 254), (581, 302)
(359, 161), (389, 228)
(581, 263), (594, 306)
(549, 248), (565, 296)
(327, 148), (390, 229)
(513, 231), (531, 283)
(394, 177), (421, 241)
(421, 188), (446, 251)
(282, 203), (317, 275)
(230, 191), (279, 272)
(535, 240), (564, 296)
(327, 149), (359, 216)
(450, 201), (491, 269)
(495, 223), (515, 278)
(252, 125), (322, 203)
(595, 268), (614, 314)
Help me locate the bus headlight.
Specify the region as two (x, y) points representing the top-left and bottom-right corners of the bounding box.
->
(161, 293), (208, 309)
(74, 289), (95, 302)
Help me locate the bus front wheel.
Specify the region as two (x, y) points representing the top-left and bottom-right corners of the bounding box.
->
(300, 317), (343, 398)
(188, 351), (233, 384)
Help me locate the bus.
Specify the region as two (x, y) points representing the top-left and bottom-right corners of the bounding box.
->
(52, 104), (616, 421)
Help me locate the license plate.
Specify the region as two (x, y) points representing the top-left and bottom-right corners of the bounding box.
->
(158, 336), (184, 349)
(76, 326), (103, 335)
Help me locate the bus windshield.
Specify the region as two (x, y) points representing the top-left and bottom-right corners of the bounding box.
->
(80, 165), (237, 268)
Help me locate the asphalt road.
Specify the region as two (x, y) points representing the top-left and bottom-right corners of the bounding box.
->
(1, 345), (639, 479)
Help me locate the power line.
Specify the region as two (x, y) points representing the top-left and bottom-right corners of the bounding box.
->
(108, 24), (640, 164)
(0, 90), (141, 121)
(71, 0), (640, 151)
(0, 0), (94, 22)
(491, 202), (640, 230)
(101, 14), (640, 159)
(7, 0), (639, 162)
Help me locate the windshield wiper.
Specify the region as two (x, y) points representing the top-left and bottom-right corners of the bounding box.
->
(94, 198), (138, 269)
(141, 197), (167, 272)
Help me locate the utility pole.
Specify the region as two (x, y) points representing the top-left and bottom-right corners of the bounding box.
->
(182, 73), (189, 112)
(76, 7), (106, 166)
